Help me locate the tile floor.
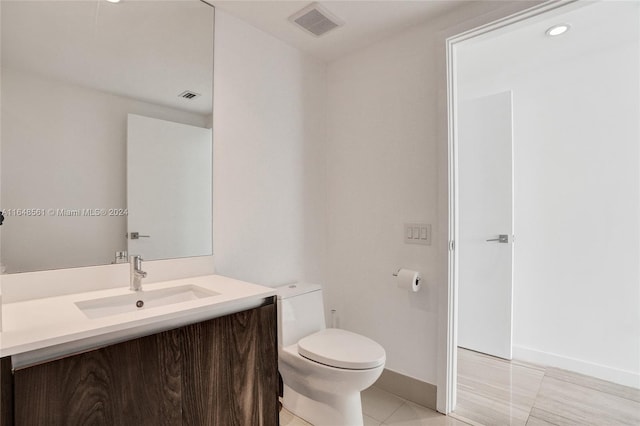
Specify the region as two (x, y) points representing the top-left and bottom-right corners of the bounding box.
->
(280, 386), (468, 426)
(280, 349), (640, 425)
(454, 348), (640, 426)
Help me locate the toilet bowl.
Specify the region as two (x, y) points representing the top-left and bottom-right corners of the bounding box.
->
(276, 283), (386, 426)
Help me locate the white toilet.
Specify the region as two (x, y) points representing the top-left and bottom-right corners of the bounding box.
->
(277, 283), (386, 426)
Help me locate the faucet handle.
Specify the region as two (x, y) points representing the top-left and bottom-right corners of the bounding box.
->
(129, 255), (144, 270)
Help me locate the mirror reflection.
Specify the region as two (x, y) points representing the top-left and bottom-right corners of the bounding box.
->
(0, 0), (214, 274)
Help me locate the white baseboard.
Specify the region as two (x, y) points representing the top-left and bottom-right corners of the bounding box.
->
(513, 345), (640, 389)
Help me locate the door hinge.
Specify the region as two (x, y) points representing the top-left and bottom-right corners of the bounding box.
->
(449, 240), (455, 251)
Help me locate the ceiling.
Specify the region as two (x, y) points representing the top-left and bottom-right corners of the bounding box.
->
(456, 0), (640, 91)
(1, 0), (214, 115)
(6, 1), (631, 116)
(211, 1), (469, 63)
(0, 1), (466, 114)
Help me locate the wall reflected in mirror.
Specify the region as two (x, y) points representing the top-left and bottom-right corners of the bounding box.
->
(0, 0), (214, 274)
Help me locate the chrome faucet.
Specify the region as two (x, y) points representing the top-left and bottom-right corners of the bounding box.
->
(129, 255), (147, 291)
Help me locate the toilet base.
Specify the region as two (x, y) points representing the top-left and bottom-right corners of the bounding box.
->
(282, 383), (364, 426)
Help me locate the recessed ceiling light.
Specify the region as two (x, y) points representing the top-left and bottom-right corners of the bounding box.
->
(545, 24), (570, 37)
(106, 0), (121, 3)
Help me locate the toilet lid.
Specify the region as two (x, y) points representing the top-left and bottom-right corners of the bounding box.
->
(297, 328), (386, 370)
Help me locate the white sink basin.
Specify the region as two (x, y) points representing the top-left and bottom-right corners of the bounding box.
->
(75, 285), (220, 319)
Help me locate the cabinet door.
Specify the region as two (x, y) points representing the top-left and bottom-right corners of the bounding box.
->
(1, 357), (13, 426)
(181, 303), (278, 426)
(13, 329), (181, 426)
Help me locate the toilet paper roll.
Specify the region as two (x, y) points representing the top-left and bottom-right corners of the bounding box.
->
(396, 268), (421, 292)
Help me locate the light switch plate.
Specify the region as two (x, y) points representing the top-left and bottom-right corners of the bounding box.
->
(404, 223), (431, 245)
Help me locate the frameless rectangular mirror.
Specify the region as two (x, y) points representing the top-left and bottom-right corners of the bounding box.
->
(0, 0), (214, 274)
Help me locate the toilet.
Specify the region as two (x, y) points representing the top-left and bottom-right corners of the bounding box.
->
(276, 283), (386, 426)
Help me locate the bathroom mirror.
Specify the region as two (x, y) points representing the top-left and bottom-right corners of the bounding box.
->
(0, 0), (214, 274)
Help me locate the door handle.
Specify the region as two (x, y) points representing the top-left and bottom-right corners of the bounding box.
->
(129, 232), (150, 240)
(486, 234), (509, 243)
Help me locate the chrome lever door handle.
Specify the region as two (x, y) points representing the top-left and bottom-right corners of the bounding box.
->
(129, 232), (150, 240)
(486, 234), (509, 243)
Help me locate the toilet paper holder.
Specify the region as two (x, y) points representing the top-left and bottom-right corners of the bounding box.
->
(392, 269), (422, 284)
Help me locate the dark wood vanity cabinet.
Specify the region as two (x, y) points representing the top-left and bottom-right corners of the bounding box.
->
(1, 298), (278, 426)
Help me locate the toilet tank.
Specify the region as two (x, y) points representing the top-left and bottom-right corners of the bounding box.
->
(276, 283), (326, 347)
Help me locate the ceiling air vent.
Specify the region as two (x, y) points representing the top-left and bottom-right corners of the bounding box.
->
(178, 90), (201, 100)
(289, 2), (344, 37)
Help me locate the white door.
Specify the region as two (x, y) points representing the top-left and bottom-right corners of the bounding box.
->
(457, 91), (514, 360)
(127, 114), (212, 260)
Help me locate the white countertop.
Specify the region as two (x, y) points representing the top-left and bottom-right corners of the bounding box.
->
(0, 275), (276, 367)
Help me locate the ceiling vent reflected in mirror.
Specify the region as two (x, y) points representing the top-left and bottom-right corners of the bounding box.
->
(289, 2), (344, 37)
(178, 90), (201, 100)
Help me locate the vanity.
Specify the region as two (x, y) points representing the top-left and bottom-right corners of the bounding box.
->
(0, 275), (279, 425)
(0, 1), (276, 424)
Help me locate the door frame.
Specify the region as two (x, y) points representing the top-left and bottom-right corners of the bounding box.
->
(441, 0), (581, 414)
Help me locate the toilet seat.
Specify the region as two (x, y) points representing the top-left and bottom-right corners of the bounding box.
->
(297, 328), (386, 370)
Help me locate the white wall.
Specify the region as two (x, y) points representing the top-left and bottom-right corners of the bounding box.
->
(1, 68), (208, 273)
(457, 2), (640, 387)
(212, 10), (327, 287)
(513, 39), (640, 387)
(325, 24), (439, 383)
(322, 1), (538, 386)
